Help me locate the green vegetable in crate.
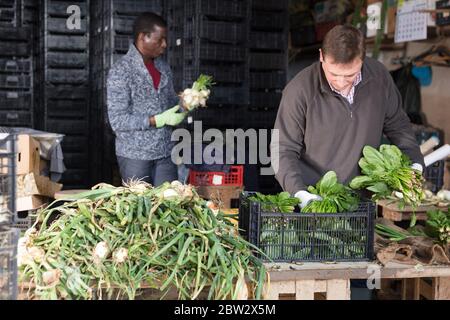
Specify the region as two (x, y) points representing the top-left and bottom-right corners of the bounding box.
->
(248, 192), (299, 213)
(350, 145), (425, 209)
(301, 171), (359, 213)
(18, 181), (266, 300)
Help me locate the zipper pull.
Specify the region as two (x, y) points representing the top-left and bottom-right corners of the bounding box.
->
(350, 111), (353, 118)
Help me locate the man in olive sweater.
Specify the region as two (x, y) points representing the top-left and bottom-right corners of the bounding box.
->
(272, 25), (424, 207)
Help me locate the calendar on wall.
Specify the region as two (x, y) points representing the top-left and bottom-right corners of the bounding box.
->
(394, 0), (428, 43)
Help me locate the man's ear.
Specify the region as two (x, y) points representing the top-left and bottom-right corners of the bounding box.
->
(319, 49), (324, 63)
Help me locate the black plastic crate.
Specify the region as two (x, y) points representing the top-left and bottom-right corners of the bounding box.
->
(0, 109), (32, 126)
(22, 4), (38, 25)
(290, 25), (317, 47)
(0, 26), (30, 41)
(185, 0), (247, 20)
(60, 168), (88, 187)
(111, 15), (135, 34)
(252, 0), (288, 11)
(191, 106), (237, 129)
(0, 58), (31, 73)
(0, 5), (16, 28)
(0, 91), (32, 110)
(111, 0), (163, 15)
(11, 215), (33, 232)
(46, 52), (88, 68)
(185, 42), (246, 62)
(424, 160), (445, 194)
(250, 52), (287, 70)
(46, 1), (88, 18)
(251, 11), (287, 31)
(207, 85), (249, 106)
(60, 135), (89, 153)
(46, 35), (87, 51)
(0, 133), (16, 219)
(239, 192), (375, 262)
(63, 152), (89, 169)
(46, 118), (88, 135)
(250, 31), (287, 50)
(0, 40), (30, 56)
(241, 109), (277, 129)
(113, 34), (133, 53)
(436, 0), (450, 26)
(185, 18), (247, 44)
(0, 74), (31, 89)
(46, 16), (87, 35)
(250, 71), (286, 89)
(46, 99), (88, 118)
(46, 68), (88, 85)
(0, 228), (19, 300)
(183, 63), (246, 84)
(44, 84), (88, 99)
(250, 90), (282, 109)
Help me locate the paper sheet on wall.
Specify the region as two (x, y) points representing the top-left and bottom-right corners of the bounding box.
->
(395, 0), (428, 43)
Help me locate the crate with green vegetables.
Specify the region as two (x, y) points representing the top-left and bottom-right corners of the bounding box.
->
(239, 171), (375, 262)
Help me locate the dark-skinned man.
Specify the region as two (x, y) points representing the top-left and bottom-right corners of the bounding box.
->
(107, 12), (185, 186)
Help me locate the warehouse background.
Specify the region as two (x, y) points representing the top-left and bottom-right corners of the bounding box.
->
(0, 0), (449, 192)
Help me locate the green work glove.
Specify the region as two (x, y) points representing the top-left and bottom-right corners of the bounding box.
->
(154, 105), (186, 128)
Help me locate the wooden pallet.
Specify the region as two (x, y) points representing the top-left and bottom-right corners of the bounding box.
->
(401, 277), (450, 300)
(263, 278), (350, 300)
(265, 262), (450, 300)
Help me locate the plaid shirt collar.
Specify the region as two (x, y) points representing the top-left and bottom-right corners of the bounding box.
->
(329, 71), (362, 105)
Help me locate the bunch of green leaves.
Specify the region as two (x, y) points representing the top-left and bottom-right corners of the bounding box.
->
(375, 224), (412, 242)
(302, 171), (359, 213)
(248, 192), (299, 213)
(19, 182), (266, 300)
(192, 74), (215, 91)
(423, 208), (450, 245)
(350, 145), (425, 208)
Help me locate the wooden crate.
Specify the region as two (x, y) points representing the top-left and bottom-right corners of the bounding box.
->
(377, 200), (440, 222)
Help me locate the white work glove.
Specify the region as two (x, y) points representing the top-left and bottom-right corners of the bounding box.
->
(295, 190), (323, 209)
(411, 163), (423, 174)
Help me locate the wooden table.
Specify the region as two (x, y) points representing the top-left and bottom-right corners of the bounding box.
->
(264, 261), (450, 300)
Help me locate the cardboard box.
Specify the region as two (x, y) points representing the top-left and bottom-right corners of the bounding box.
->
(16, 172), (63, 198)
(1, 134), (41, 175)
(16, 195), (48, 212)
(17, 135), (40, 175)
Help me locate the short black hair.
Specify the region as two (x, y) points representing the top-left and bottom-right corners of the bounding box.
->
(133, 12), (167, 42)
(322, 25), (366, 64)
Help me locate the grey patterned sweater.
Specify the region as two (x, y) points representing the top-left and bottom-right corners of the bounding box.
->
(107, 44), (179, 161)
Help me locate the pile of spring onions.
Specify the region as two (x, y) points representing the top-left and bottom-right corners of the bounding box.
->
(18, 181), (266, 300)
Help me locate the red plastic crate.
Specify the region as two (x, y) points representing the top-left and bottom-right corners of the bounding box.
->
(189, 166), (244, 186)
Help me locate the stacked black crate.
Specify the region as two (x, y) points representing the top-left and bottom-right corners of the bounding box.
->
(0, 0), (34, 128)
(249, 0), (288, 195)
(169, 0), (250, 130)
(90, 0), (165, 185)
(248, 0), (288, 130)
(36, 0), (90, 189)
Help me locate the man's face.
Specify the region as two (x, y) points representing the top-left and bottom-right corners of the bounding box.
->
(141, 25), (168, 59)
(320, 50), (363, 93)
